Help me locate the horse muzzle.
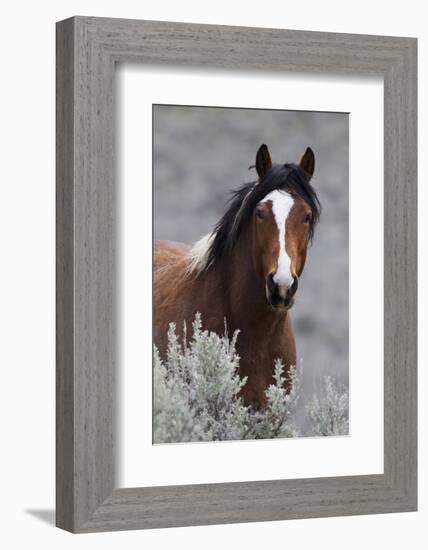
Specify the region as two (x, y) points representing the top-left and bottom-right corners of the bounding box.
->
(266, 273), (298, 310)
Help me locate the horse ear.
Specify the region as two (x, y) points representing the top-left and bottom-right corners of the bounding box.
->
(255, 144), (272, 180)
(299, 147), (315, 178)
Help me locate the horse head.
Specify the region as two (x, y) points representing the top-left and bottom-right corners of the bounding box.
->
(252, 144), (318, 310)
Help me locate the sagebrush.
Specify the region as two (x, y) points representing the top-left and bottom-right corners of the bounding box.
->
(306, 376), (349, 436)
(153, 314), (348, 443)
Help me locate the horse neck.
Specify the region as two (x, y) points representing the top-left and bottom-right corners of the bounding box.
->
(206, 226), (288, 338)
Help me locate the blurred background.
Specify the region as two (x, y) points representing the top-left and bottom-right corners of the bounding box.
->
(153, 105), (349, 421)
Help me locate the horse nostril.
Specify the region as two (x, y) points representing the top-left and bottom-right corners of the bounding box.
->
(287, 275), (298, 298)
(267, 272), (276, 292)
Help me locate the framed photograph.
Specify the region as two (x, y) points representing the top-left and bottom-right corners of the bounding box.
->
(56, 16), (417, 532)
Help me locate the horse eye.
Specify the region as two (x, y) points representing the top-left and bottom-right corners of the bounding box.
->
(304, 213), (312, 224)
(256, 208), (264, 220)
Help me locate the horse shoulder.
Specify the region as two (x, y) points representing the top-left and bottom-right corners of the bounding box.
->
(153, 240), (194, 353)
(154, 239), (191, 272)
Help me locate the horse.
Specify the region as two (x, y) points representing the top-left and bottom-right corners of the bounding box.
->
(154, 144), (320, 407)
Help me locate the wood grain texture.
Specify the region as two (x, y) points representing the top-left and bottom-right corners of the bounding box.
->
(56, 18), (75, 532)
(56, 16), (417, 533)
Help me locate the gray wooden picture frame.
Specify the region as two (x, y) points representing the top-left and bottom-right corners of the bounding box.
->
(56, 16), (417, 533)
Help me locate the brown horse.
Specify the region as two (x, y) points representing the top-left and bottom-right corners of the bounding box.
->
(154, 144), (320, 407)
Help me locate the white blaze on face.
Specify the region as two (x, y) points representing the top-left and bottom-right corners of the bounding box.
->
(262, 190), (295, 297)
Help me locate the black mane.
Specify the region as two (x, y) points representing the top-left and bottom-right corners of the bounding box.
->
(206, 163), (321, 268)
